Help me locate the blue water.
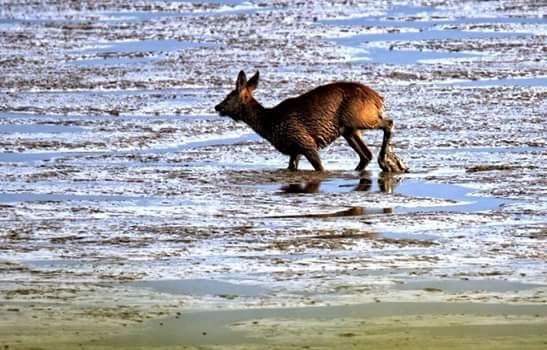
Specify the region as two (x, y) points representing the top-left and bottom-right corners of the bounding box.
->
(352, 47), (478, 65)
(455, 77), (547, 88)
(395, 179), (509, 214)
(396, 279), (544, 293)
(386, 5), (436, 17)
(74, 39), (216, 65)
(0, 192), (155, 204)
(83, 39), (217, 54)
(0, 124), (85, 134)
(335, 29), (528, 47)
(323, 16), (546, 29)
(0, 112), (220, 122)
(260, 176), (512, 214)
(434, 146), (546, 154)
(100, 1), (268, 22)
(190, 0), (250, 5)
(72, 56), (156, 67)
(99, 11), (184, 22)
(0, 132), (258, 163)
(1, 1), (258, 25)
(0, 151), (90, 163)
(322, 3), (545, 29)
(133, 279), (268, 297)
(324, 3), (542, 65)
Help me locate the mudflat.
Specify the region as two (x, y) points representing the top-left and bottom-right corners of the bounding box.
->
(1, 0), (545, 349)
(3, 301), (547, 349)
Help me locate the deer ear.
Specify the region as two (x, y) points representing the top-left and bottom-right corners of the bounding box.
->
(236, 71), (247, 91)
(246, 71), (259, 91)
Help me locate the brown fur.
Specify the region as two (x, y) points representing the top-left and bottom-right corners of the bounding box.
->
(215, 71), (408, 172)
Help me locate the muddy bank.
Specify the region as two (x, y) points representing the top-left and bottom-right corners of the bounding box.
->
(4, 301), (547, 349)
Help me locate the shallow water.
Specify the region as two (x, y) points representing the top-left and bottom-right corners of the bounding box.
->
(0, 124), (86, 134)
(454, 77), (547, 87)
(261, 176), (511, 214)
(80, 39), (216, 55)
(322, 16), (546, 28)
(133, 279), (268, 297)
(334, 29), (530, 46)
(351, 47), (479, 65)
(326, 4), (543, 67)
(107, 302), (547, 347)
(72, 56), (156, 67)
(0, 192), (156, 204)
(396, 279), (545, 293)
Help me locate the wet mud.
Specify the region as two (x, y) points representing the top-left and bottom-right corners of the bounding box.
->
(0, 0), (546, 349)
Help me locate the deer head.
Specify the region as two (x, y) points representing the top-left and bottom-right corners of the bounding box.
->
(215, 70), (259, 121)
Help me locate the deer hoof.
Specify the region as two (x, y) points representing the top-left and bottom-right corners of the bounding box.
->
(355, 158), (371, 171)
(379, 151), (408, 173)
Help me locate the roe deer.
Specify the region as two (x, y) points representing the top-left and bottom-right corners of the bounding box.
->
(215, 70), (408, 173)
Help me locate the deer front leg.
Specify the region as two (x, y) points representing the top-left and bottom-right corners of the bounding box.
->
(378, 119), (408, 173)
(288, 154), (300, 171)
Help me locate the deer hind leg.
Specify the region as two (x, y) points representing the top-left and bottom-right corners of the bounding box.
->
(288, 154), (300, 171)
(343, 129), (373, 171)
(377, 119), (408, 173)
(302, 148), (324, 172)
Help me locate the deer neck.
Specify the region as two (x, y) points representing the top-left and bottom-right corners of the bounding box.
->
(240, 98), (270, 137)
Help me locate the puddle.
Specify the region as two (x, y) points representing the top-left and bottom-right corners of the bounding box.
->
(98, 11), (185, 22)
(269, 177), (384, 194)
(260, 176), (511, 215)
(0, 132), (259, 163)
(322, 16), (546, 29)
(0, 112), (220, 122)
(98, 2), (268, 22)
(23, 259), (95, 270)
(396, 279), (545, 293)
(377, 177), (512, 214)
(133, 279), (268, 297)
(334, 29), (529, 47)
(0, 124), (86, 134)
(0, 112), (201, 122)
(191, 0), (251, 5)
(330, 16), (531, 65)
(105, 302), (547, 347)
(188, 1), (271, 16)
(72, 56), (156, 67)
(434, 146), (546, 154)
(324, 4), (538, 64)
(0, 150), (98, 163)
(385, 4), (437, 17)
(322, 3), (545, 29)
(3, 2), (263, 25)
(454, 77), (547, 88)
(351, 47), (478, 65)
(267, 206), (393, 219)
(0, 151), (93, 163)
(0, 192), (157, 204)
(153, 133), (259, 154)
(80, 39), (217, 55)
(380, 231), (440, 242)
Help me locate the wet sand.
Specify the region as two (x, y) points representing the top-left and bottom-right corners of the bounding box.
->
(3, 301), (547, 349)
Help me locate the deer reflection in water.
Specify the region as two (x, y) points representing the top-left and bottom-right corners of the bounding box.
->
(280, 171), (402, 194)
(270, 172), (402, 218)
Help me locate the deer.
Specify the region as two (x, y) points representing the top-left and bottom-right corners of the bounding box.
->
(214, 70), (408, 173)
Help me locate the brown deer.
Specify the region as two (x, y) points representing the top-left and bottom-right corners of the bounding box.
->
(215, 70), (408, 173)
